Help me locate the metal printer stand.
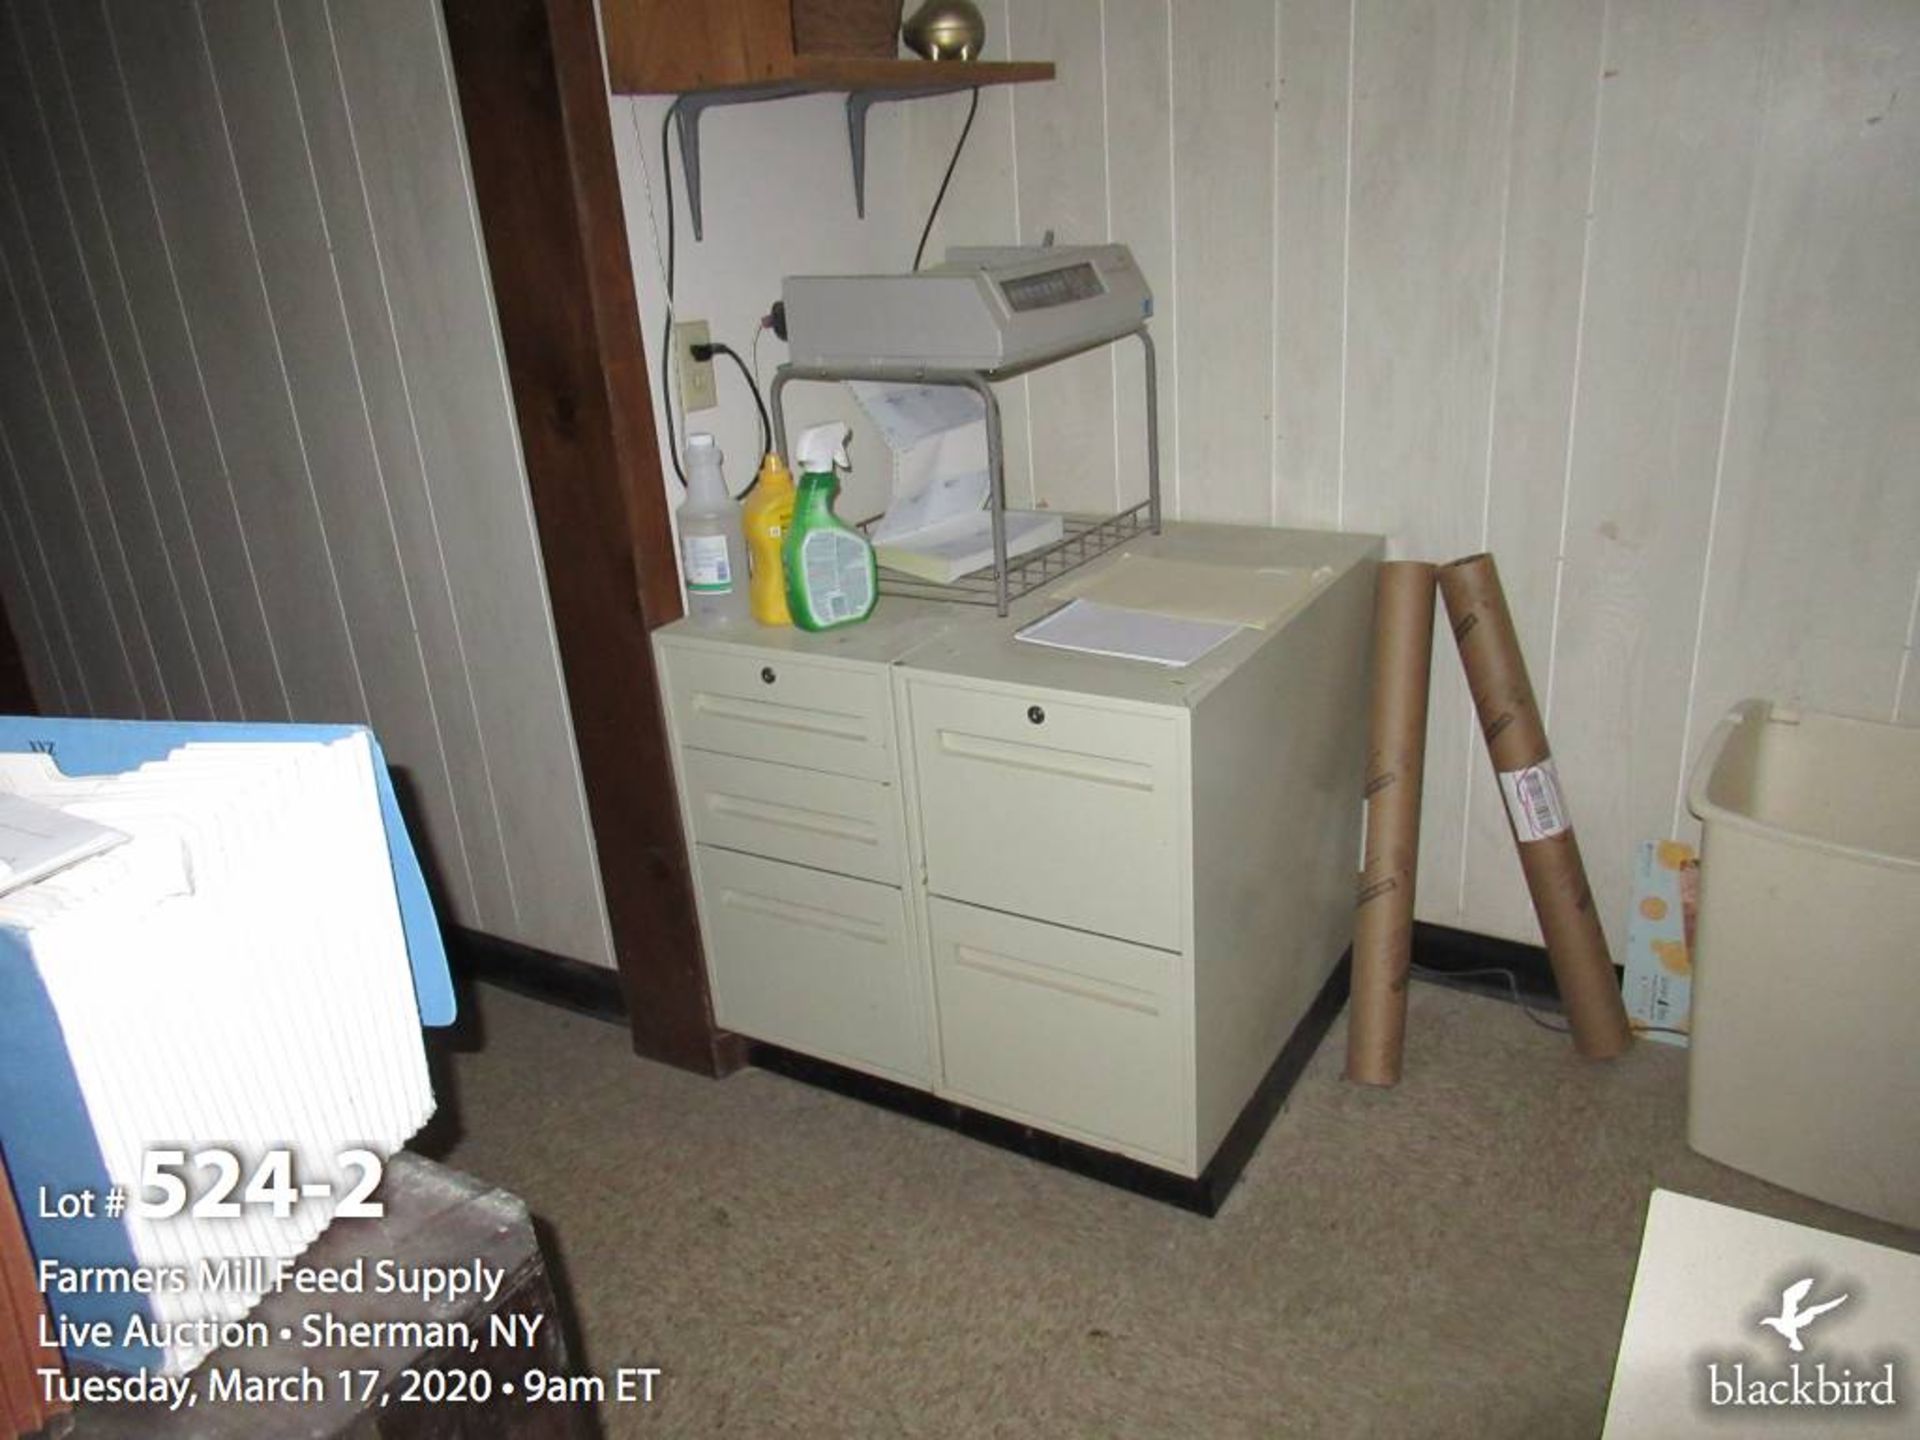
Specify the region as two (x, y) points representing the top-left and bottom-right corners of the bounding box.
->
(769, 325), (1161, 617)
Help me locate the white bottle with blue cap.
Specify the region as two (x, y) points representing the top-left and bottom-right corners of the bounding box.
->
(677, 433), (749, 625)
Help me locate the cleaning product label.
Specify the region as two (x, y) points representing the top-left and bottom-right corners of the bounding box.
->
(683, 534), (732, 592)
(801, 530), (873, 624)
(1499, 757), (1569, 842)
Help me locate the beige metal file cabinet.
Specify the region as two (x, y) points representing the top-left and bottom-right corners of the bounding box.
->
(654, 524), (1380, 1203)
(656, 603), (954, 1087)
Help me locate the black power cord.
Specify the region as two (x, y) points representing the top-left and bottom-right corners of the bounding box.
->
(1411, 962), (1690, 1040)
(1412, 963), (1570, 1033)
(694, 341), (772, 460)
(913, 87), (980, 272)
(659, 103), (769, 486)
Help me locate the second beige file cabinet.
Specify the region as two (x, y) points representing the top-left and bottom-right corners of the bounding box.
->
(655, 524), (1380, 1190)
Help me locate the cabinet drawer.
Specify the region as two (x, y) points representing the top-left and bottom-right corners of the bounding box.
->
(682, 750), (902, 884)
(665, 645), (894, 780)
(906, 680), (1185, 951)
(929, 898), (1189, 1169)
(696, 847), (928, 1084)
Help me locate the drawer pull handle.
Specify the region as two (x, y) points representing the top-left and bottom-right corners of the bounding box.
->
(761, 666), (777, 684)
(718, 888), (890, 945)
(952, 943), (1162, 1016)
(936, 730), (1156, 791)
(708, 793), (880, 847)
(1027, 705), (1045, 725)
(695, 692), (868, 741)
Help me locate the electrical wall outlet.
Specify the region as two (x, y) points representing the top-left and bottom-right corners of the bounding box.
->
(675, 319), (717, 413)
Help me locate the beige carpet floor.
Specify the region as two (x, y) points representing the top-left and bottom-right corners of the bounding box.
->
(423, 980), (1917, 1439)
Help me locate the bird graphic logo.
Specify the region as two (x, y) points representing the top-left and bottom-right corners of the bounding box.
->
(1759, 1278), (1849, 1353)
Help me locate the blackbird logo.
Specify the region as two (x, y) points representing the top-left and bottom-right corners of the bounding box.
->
(1759, 1278), (1849, 1354)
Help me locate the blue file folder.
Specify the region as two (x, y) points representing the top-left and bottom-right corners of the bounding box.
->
(0, 716), (454, 1372)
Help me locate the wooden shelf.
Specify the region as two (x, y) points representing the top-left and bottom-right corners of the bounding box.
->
(601, 0), (1053, 96)
(610, 55), (1053, 98)
(785, 57), (1054, 92)
(600, 2), (1054, 238)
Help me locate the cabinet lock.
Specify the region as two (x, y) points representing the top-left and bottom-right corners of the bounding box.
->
(1027, 705), (1045, 725)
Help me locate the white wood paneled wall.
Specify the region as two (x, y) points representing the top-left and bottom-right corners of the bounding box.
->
(0, 0), (615, 969)
(895, 0), (1920, 947)
(608, 90), (919, 530)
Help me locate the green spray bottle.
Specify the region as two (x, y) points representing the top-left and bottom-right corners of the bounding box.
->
(784, 421), (877, 630)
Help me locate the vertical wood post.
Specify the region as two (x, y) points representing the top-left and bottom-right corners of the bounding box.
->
(441, 0), (740, 1076)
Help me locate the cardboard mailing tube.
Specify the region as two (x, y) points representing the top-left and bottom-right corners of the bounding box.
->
(1438, 554), (1632, 1060)
(1347, 562), (1437, 1086)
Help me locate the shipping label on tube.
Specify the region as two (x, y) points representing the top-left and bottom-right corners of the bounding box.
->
(1499, 757), (1570, 842)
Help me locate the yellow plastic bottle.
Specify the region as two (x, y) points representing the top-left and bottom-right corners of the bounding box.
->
(742, 451), (796, 626)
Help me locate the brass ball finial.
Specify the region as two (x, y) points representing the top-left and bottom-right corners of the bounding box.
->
(902, 1), (988, 62)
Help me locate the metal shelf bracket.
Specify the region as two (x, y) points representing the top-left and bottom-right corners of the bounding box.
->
(669, 83), (985, 240)
(845, 86), (971, 218)
(670, 88), (807, 241)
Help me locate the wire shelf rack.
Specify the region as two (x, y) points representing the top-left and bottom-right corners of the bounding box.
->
(769, 324), (1161, 615)
(870, 503), (1155, 607)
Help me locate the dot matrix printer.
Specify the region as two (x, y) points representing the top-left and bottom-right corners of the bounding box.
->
(780, 244), (1152, 375)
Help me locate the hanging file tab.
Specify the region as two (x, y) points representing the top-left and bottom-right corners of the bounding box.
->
(0, 792), (128, 897)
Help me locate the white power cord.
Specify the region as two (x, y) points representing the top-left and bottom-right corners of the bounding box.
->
(627, 99), (682, 491)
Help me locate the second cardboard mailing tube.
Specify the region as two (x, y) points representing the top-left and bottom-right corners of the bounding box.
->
(1348, 554), (1633, 1080)
(1438, 554), (1632, 1060)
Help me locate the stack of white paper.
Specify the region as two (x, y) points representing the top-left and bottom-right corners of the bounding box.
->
(875, 510), (1066, 583)
(0, 734), (433, 1373)
(1014, 598), (1248, 668)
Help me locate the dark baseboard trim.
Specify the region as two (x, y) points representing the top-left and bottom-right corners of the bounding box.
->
(748, 953), (1353, 1218)
(448, 927), (628, 1024)
(1410, 921), (1563, 1006)
(1201, 949), (1353, 1211)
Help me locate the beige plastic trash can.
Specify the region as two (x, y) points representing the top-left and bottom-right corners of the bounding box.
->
(1686, 700), (1920, 1229)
